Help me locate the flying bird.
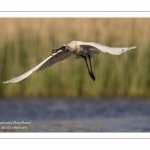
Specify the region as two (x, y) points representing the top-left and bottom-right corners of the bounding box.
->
(3, 41), (137, 83)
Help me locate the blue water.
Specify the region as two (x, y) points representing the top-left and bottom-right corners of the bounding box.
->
(0, 97), (150, 132)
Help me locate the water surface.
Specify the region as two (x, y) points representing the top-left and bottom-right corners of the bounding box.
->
(0, 98), (150, 132)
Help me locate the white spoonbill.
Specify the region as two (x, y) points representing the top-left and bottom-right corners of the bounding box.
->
(3, 41), (137, 83)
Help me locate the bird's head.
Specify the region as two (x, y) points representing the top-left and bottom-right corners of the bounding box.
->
(53, 45), (73, 54)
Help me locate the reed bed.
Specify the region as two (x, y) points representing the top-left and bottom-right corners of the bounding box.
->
(0, 18), (150, 97)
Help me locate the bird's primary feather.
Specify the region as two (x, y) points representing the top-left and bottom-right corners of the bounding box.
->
(79, 41), (137, 55)
(3, 50), (72, 83)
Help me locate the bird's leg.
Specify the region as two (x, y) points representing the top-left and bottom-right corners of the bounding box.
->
(80, 55), (95, 81)
(80, 55), (90, 73)
(87, 54), (95, 81)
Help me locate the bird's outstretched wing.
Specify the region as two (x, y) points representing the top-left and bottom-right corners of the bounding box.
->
(3, 50), (72, 84)
(80, 41), (137, 55)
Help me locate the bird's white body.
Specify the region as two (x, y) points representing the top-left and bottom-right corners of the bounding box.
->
(3, 41), (137, 83)
(67, 41), (100, 59)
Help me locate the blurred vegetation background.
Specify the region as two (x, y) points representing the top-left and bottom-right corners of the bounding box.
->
(0, 18), (150, 98)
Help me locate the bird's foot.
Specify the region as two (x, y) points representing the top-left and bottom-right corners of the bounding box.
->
(89, 72), (95, 81)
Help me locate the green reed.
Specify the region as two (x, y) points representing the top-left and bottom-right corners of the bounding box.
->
(0, 18), (150, 97)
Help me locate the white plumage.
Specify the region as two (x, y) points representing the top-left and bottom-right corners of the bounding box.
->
(3, 41), (137, 83)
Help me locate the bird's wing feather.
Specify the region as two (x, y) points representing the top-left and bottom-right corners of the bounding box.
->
(3, 50), (72, 84)
(80, 41), (137, 55)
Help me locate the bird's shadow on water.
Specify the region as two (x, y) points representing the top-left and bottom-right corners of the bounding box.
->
(0, 97), (150, 132)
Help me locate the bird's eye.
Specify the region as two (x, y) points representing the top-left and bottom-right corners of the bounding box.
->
(62, 46), (69, 52)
